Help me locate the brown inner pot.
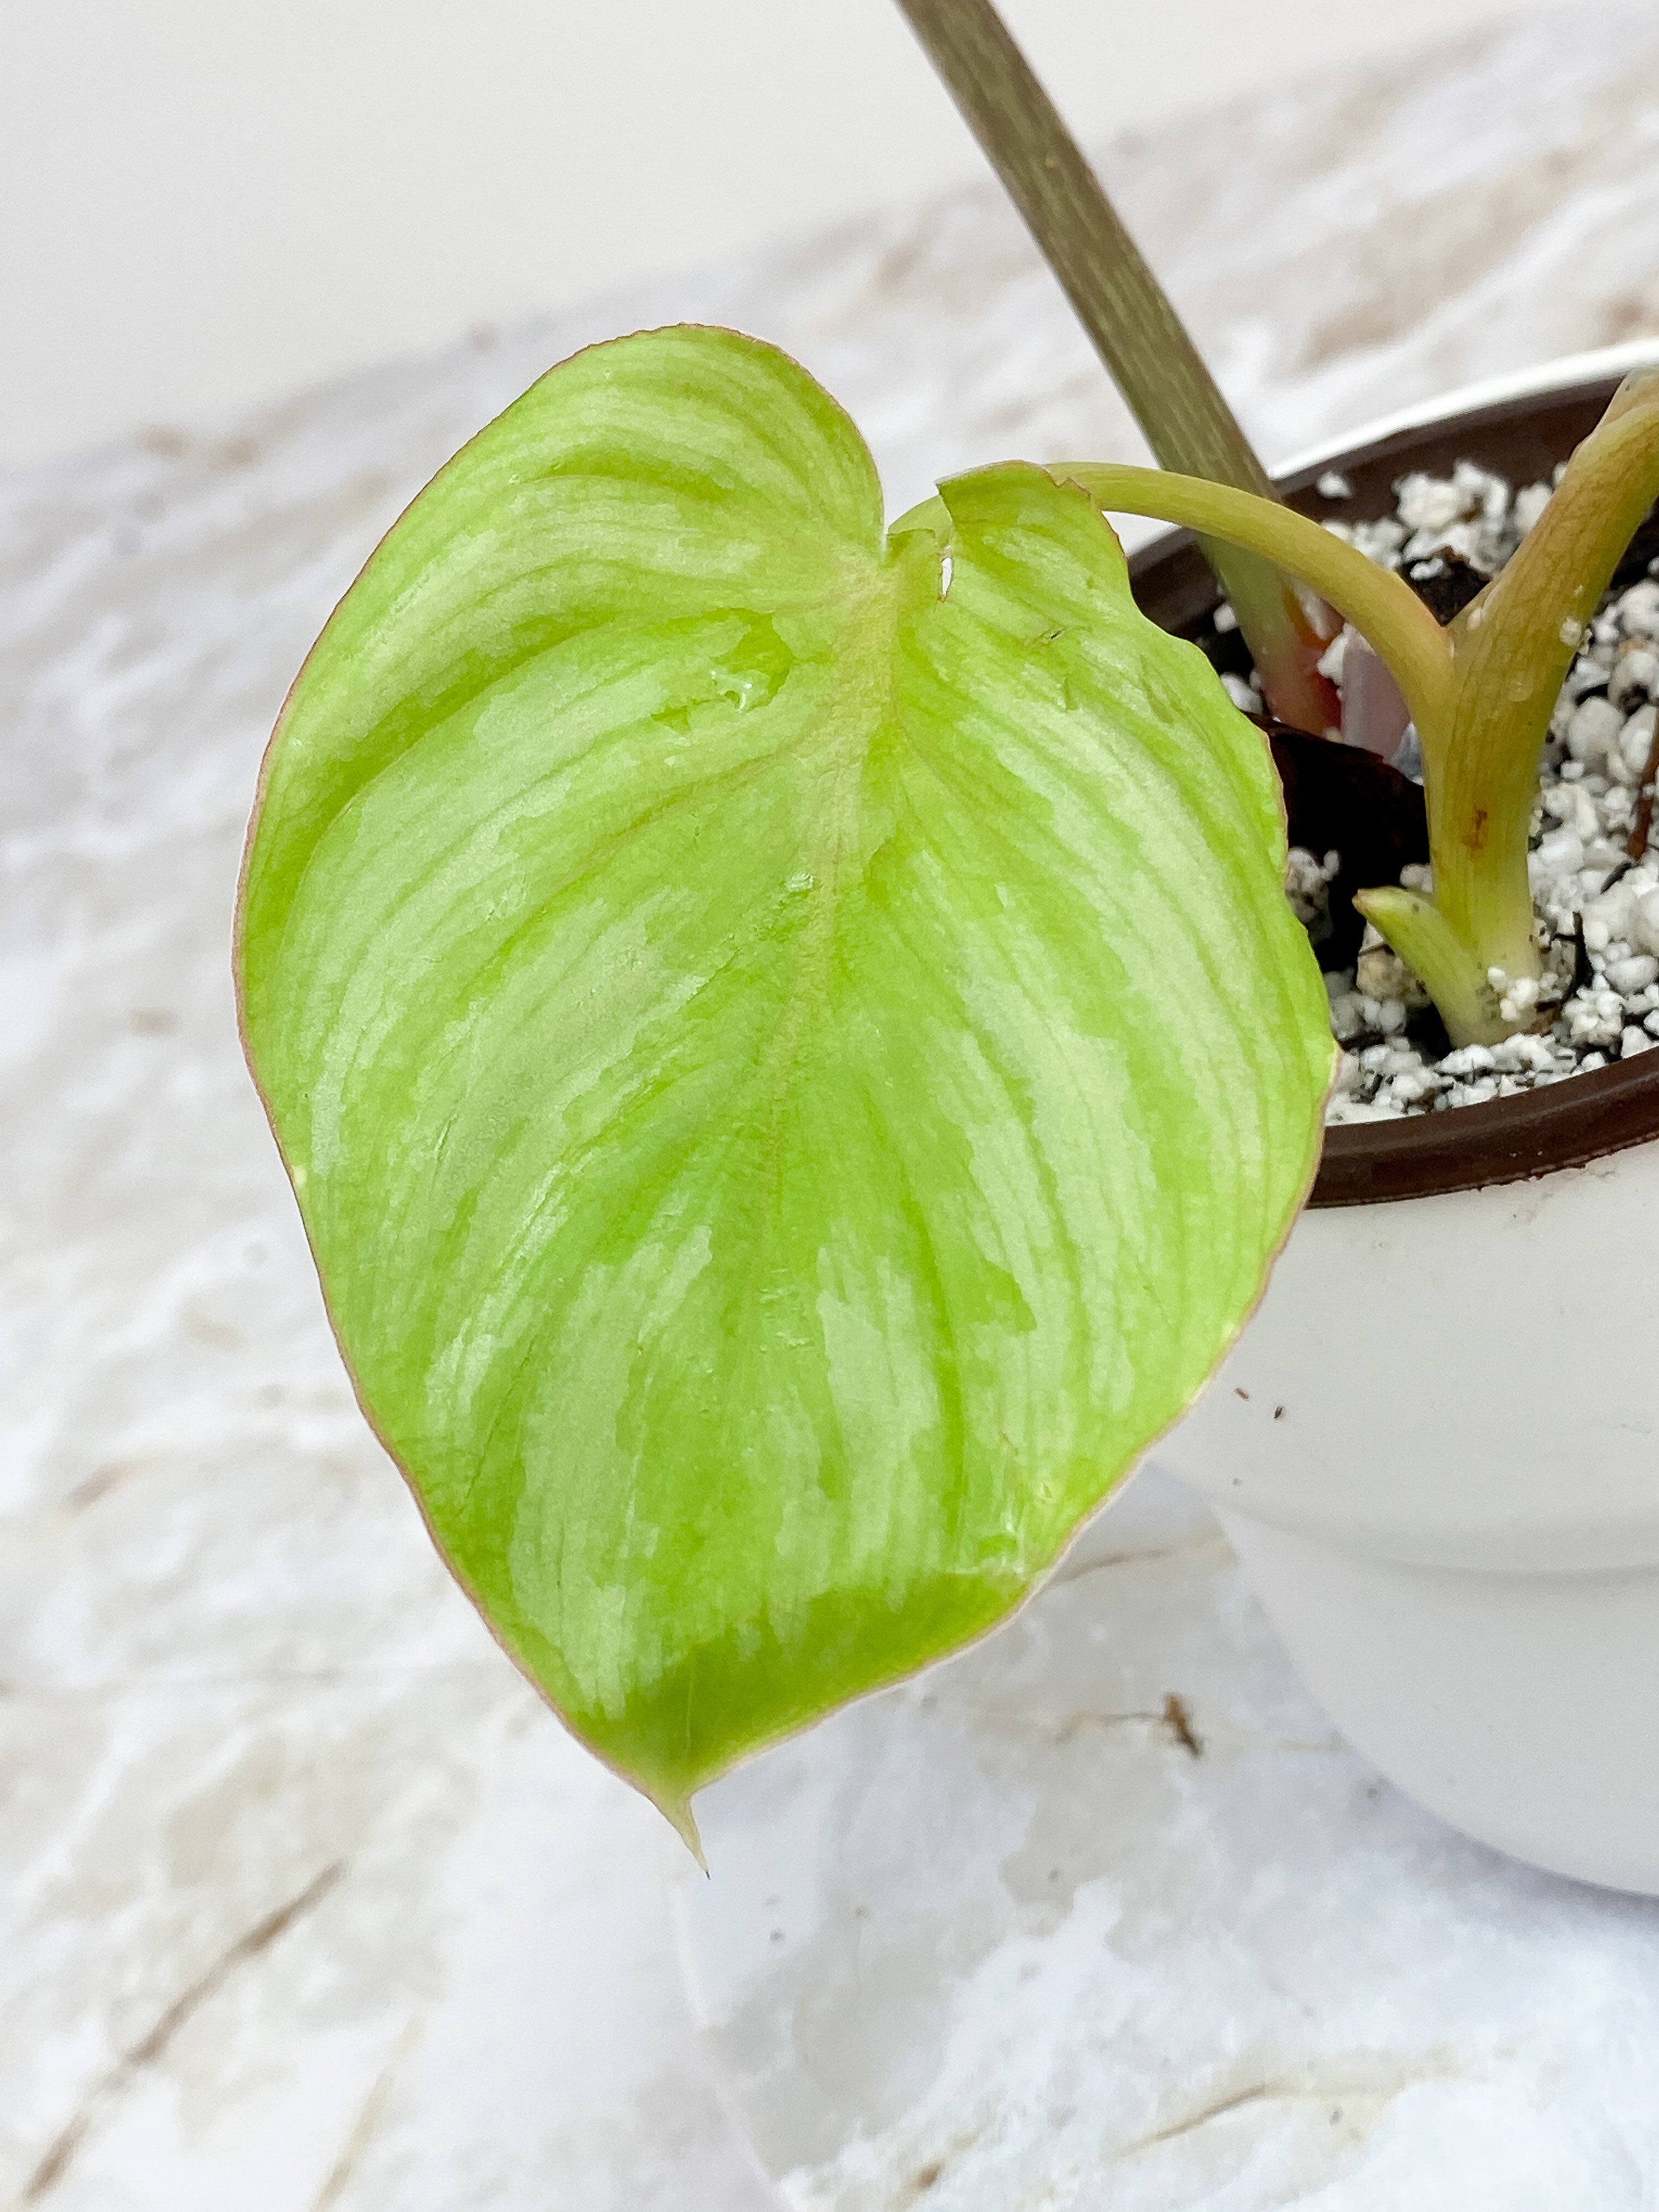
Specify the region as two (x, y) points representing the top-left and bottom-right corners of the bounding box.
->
(1127, 370), (1659, 1209)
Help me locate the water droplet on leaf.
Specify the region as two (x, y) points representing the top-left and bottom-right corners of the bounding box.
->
(708, 611), (793, 712)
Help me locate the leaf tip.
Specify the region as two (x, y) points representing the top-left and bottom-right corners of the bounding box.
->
(657, 1789), (707, 1870)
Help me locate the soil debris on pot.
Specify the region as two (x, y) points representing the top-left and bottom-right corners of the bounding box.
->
(1213, 458), (1659, 1122)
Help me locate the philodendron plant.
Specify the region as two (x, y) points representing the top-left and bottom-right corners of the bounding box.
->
(1054, 370), (1659, 1046)
(236, 3), (1659, 1845)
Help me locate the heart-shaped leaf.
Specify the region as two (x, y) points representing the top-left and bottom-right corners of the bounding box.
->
(238, 327), (1332, 1842)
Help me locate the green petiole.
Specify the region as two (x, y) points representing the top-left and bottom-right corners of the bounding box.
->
(1430, 370), (1659, 1002)
(893, 0), (1342, 739)
(1046, 373), (1659, 1047)
(894, 0), (1659, 1049)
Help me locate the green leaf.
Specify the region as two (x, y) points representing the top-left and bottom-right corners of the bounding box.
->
(238, 325), (1332, 1842)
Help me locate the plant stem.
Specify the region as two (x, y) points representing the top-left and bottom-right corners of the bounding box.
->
(894, 0), (1263, 491)
(949, 400), (1659, 1051)
(892, 0), (1341, 735)
(1057, 463), (1455, 732)
(1430, 371), (1659, 984)
(1350, 887), (1508, 1046)
(1049, 464), (1514, 1045)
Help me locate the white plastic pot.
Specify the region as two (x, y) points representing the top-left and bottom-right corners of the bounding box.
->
(1160, 1138), (1659, 1895)
(1149, 345), (1659, 1895)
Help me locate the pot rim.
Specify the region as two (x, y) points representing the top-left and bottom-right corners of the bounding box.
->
(1126, 344), (1659, 1210)
(1270, 337), (1659, 479)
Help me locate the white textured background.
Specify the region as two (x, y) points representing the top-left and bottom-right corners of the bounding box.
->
(2, 0), (1551, 467)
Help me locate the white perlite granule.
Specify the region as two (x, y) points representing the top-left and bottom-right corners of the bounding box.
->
(1285, 843), (1341, 933)
(1282, 462), (1659, 1121)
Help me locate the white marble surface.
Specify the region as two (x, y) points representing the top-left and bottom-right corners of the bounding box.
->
(684, 1469), (1659, 2210)
(7, 2), (1659, 2201)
